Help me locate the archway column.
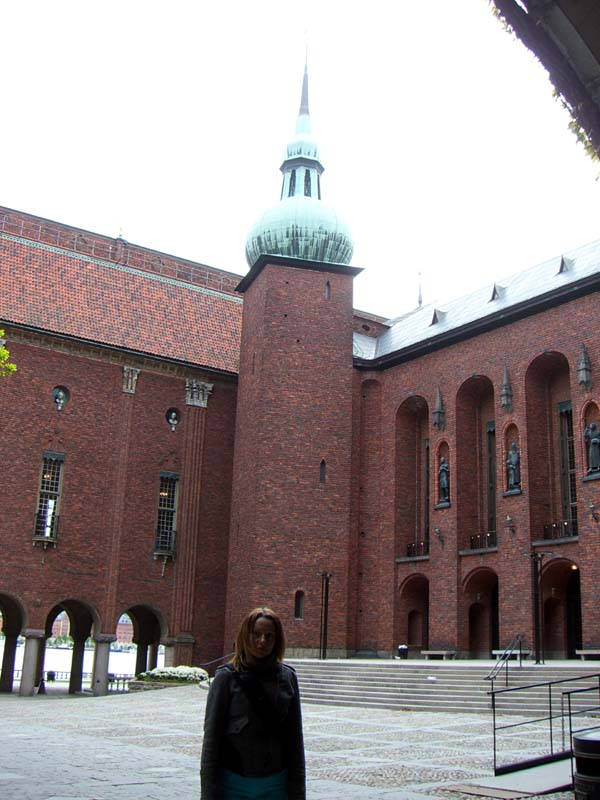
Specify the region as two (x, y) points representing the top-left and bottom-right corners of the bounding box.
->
(0, 634), (19, 693)
(174, 632), (195, 667)
(19, 629), (45, 696)
(135, 641), (149, 676)
(147, 643), (158, 671)
(92, 634), (116, 696)
(162, 637), (176, 668)
(69, 636), (87, 694)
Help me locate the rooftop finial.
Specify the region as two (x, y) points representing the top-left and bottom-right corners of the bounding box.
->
(418, 272), (423, 308)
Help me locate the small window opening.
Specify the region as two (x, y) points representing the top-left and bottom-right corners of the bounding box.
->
(319, 459), (326, 483)
(304, 169), (311, 197)
(288, 170), (296, 197)
(325, 281), (331, 301)
(294, 590), (305, 619)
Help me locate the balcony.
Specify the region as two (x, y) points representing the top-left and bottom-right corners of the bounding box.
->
(33, 510), (59, 546)
(154, 527), (176, 558)
(406, 540), (429, 558)
(469, 531), (497, 550)
(542, 519), (578, 540)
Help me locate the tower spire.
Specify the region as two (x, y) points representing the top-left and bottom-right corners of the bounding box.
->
(299, 58), (309, 118)
(244, 62), (353, 268)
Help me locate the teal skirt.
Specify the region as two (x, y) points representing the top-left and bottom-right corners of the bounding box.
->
(219, 768), (288, 799)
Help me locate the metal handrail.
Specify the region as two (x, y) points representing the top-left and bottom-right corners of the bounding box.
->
(485, 633), (525, 689)
(488, 671), (600, 775)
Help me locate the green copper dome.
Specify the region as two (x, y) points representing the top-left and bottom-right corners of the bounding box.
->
(245, 65), (354, 268)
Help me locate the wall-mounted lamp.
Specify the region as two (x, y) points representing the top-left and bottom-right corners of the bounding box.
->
(590, 503), (600, 523)
(433, 526), (444, 546)
(505, 514), (516, 535)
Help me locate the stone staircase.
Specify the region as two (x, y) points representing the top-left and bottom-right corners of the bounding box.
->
(289, 658), (600, 715)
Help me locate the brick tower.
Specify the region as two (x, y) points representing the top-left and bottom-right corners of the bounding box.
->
(225, 65), (361, 655)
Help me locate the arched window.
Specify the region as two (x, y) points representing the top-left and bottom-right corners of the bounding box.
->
(288, 169), (296, 197)
(294, 590), (305, 619)
(325, 281), (331, 301)
(319, 459), (326, 483)
(304, 169), (311, 197)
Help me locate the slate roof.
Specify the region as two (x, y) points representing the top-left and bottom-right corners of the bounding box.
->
(0, 231), (243, 374)
(353, 237), (600, 364)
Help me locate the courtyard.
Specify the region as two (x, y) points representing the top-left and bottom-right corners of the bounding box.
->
(0, 682), (576, 800)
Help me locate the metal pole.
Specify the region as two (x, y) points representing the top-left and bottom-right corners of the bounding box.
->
(532, 554), (542, 664)
(322, 573), (331, 660)
(319, 573), (325, 659)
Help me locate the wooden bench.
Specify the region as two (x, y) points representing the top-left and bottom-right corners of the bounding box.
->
(576, 650), (600, 660)
(422, 650), (456, 660)
(492, 649), (531, 659)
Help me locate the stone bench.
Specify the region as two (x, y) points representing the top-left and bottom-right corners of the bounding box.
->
(492, 649), (531, 659)
(576, 650), (600, 660)
(421, 650), (456, 660)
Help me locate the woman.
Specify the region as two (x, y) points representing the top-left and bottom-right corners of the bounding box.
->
(201, 607), (306, 799)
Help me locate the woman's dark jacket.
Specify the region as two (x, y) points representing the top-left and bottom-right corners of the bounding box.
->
(200, 661), (306, 799)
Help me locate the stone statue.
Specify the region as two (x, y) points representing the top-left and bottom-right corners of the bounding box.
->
(438, 456), (450, 503)
(506, 441), (521, 490)
(585, 422), (600, 473)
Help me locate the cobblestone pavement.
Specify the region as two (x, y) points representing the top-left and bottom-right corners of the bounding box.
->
(0, 685), (575, 800)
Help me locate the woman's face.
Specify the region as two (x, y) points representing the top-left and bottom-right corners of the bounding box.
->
(248, 616), (276, 660)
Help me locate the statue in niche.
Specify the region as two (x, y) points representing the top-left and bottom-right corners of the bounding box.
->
(438, 457), (450, 503)
(585, 422), (600, 473)
(506, 442), (521, 490)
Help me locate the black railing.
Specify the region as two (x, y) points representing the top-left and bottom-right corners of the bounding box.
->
(488, 671), (600, 775)
(154, 527), (176, 557)
(485, 633), (526, 690)
(470, 530), (497, 550)
(406, 540), (429, 557)
(543, 519), (577, 540)
(33, 511), (59, 541)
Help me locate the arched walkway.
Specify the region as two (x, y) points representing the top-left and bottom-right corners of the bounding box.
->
(462, 568), (499, 658)
(42, 600), (99, 694)
(396, 574), (429, 656)
(125, 605), (164, 676)
(541, 559), (581, 659)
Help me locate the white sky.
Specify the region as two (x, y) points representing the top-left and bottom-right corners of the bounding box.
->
(2, 1), (599, 318)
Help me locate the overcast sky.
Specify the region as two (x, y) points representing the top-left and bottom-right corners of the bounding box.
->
(2, 1), (599, 318)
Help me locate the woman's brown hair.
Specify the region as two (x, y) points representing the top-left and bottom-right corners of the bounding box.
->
(232, 607), (286, 671)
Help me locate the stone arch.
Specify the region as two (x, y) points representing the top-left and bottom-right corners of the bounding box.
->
(461, 567), (499, 657)
(44, 598), (101, 694)
(540, 558), (581, 659)
(396, 573), (429, 655)
(124, 604), (165, 676)
(0, 592), (26, 693)
(525, 351), (575, 541)
(395, 395), (430, 557)
(455, 375), (496, 551)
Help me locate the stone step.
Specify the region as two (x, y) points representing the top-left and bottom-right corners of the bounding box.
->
(289, 660), (600, 715)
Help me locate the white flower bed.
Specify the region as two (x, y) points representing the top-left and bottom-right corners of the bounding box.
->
(136, 665), (209, 683)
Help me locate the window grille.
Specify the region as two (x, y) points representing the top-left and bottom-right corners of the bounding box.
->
(154, 472), (178, 558)
(33, 452), (65, 544)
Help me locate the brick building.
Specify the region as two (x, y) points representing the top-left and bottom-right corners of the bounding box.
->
(1, 67), (599, 695)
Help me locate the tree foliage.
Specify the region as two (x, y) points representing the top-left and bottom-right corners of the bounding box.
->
(0, 330), (17, 377)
